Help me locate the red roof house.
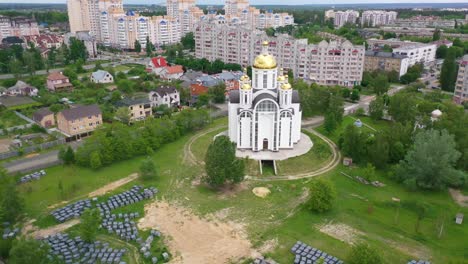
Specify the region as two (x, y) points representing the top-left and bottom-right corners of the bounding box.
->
(147, 56), (168, 74)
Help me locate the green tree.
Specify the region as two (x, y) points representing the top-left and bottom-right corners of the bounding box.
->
(306, 180), (336, 213)
(381, 44), (393, 52)
(369, 96), (384, 120)
(209, 83), (226, 103)
(0, 182), (23, 222)
(367, 133), (389, 169)
(436, 45), (448, 59)
(139, 157), (157, 181)
(146, 36), (154, 57)
(80, 209), (101, 242)
(341, 124), (367, 162)
(395, 129), (466, 190)
(347, 243), (382, 264)
(350, 89), (360, 101)
(388, 93), (417, 124)
(134, 40), (141, 53)
(432, 29), (441, 41)
(181, 32), (195, 51)
(323, 93), (344, 133)
(439, 47), (458, 92)
(371, 74), (389, 95)
(203, 136), (245, 187)
(90, 151), (102, 169)
(58, 146), (75, 165)
(115, 107), (131, 124)
(8, 238), (49, 264)
(68, 37), (87, 62)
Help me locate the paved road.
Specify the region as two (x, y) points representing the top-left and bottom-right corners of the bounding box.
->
(3, 141), (81, 174)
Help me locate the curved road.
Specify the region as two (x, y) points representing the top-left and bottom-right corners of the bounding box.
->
(185, 125), (341, 181)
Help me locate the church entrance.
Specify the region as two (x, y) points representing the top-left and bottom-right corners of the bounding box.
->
(263, 138), (268, 150)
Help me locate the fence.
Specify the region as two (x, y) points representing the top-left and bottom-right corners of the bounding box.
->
(0, 138), (66, 160)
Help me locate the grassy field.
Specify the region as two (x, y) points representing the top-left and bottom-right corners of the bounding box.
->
(276, 131), (332, 176)
(0, 110), (28, 128)
(16, 116), (468, 264)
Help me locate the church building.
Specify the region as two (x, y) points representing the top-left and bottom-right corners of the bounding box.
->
(228, 41), (302, 151)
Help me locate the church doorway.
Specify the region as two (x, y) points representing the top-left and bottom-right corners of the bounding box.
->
(263, 138), (268, 150)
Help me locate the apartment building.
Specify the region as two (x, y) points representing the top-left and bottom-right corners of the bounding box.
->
(195, 22), (365, 87)
(361, 10), (398, 27)
(367, 38), (436, 66)
(57, 104), (102, 137)
(0, 16), (39, 41)
(364, 51), (409, 77)
(334, 10), (359, 28)
(453, 55), (468, 105)
(116, 98), (153, 121)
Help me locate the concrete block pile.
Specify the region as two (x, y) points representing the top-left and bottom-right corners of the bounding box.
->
(50, 199), (92, 222)
(291, 241), (343, 264)
(18, 170), (46, 184)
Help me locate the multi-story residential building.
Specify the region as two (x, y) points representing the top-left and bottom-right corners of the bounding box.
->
(453, 55), (468, 105)
(361, 10), (397, 27)
(0, 16), (39, 41)
(33, 108), (55, 128)
(334, 10), (359, 28)
(364, 51), (409, 77)
(47, 72), (74, 92)
(148, 86), (180, 108)
(116, 98), (153, 121)
(166, 0), (203, 35)
(325, 10), (335, 20)
(195, 22), (365, 87)
(57, 104), (102, 137)
(390, 16), (460, 29)
(67, 0), (91, 33)
(392, 43), (436, 67)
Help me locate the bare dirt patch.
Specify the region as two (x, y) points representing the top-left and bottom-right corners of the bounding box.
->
(88, 173), (139, 198)
(317, 222), (364, 244)
(0, 138), (12, 153)
(449, 188), (468, 207)
(137, 201), (260, 264)
(252, 187), (271, 198)
(385, 239), (431, 261)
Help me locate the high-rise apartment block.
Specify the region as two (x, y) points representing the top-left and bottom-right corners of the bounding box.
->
(361, 10), (398, 27)
(0, 16), (39, 41)
(195, 22), (365, 87)
(333, 10), (359, 28)
(453, 55), (468, 105)
(67, 0), (181, 49)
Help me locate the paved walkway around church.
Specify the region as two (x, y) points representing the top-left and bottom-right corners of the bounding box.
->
(184, 125), (341, 181)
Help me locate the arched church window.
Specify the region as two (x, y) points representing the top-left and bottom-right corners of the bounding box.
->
(257, 100), (277, 112)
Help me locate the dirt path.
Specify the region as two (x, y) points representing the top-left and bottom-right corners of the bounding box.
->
(29, 219), (80, 239)
(449, 188), (468, 207)
(137, 201), (259, 264)
(184, 127), (341, 182)
(183, 125), (226, 166)
(245, 128), (341, 181)
(88, 173), (139, 197)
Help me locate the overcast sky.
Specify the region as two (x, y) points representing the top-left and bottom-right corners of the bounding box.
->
(1, 0), (468, 5)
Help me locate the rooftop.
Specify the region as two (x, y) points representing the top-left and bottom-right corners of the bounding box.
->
(59, 104), (101, 120)
(365, 51), (408, 59)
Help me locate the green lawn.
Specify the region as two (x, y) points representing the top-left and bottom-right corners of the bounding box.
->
(0, 110), (28, 128)
(16, 116), (468, 264)
(276, 131), (332, 176)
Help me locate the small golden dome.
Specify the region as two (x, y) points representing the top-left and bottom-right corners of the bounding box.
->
(277, 75), (285, 81)
(281, 83), (292, 90)
(253, 54), (277, 69)
(241, 83), (251, 90)
(262, 41), (269, 46)
(240, 75), (250, 81)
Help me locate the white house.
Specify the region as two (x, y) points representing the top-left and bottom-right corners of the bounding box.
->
(393, 43), (436, 67)
(6, 81), (38, 96)
(228, 41), (302, 151)
(148, 86), (180, 108)
(147, 56), (168, 75)
(159, 65), (184, 81)
(91, 70), (114, 84)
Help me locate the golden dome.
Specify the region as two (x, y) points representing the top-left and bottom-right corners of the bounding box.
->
(262, 40), (269, 46)
(241, 83), (252, 90)
(277, 75), (286, 82)
(253, 54), (277, 69)
(240, 75), (250, 81)
(281, 83), (292, 90)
